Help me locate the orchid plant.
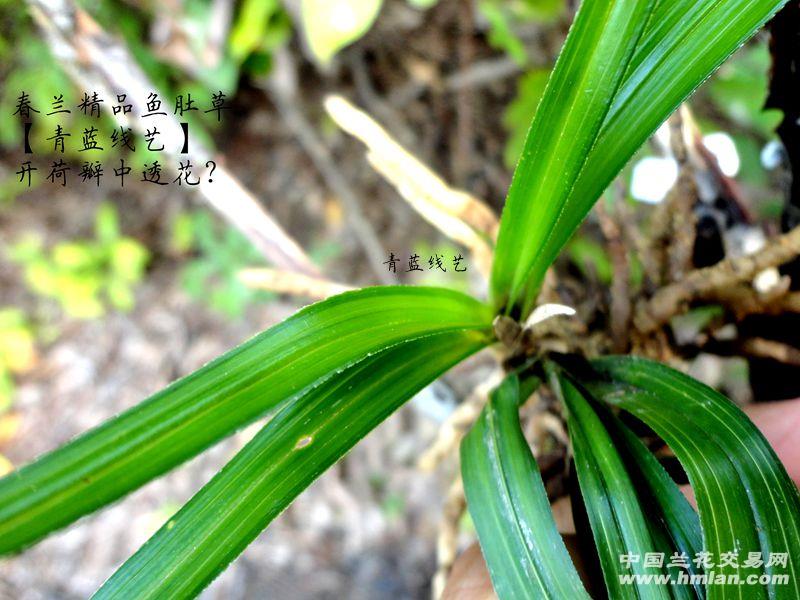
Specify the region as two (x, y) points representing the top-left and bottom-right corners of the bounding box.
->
(1, 0), (798, 598)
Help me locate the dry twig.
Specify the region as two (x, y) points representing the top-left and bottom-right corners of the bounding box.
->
(741, 338), (800, 366)
(636, 225), (800, 333)
(432, 476), (466, 600)
(239, 268), (354, 301)
(417, 371), (502, 472)
(596, 200), (631, 351)
(324, 95), (498, 278)
(265, 50), (393, 284)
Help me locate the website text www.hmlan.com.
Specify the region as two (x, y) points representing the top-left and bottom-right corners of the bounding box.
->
(619, 571), (790, 586)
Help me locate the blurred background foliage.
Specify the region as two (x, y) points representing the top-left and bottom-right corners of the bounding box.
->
(171, 210), (274, 318)
(8, 203), (149, 320)
(0, 308), (35, 415)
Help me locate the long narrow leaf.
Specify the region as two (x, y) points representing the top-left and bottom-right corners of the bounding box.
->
(0, 286), (493, 553)
(461, 374), (589, 600)
(518, 0), (789, 313)
(605, 411), (705, 598)
(93, 330), (488, 599)
(490, 0), (653, 315)
(552, 370), (671, 600)
(588, 356), (800, 599)
(587, 382), (762, 598)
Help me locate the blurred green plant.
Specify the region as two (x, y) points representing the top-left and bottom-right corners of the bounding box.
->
(502, 69), (550, 167)
(478, 0), (563, 66)
(707, 43), (782, 138)
(0, 308), (36, 413)
(0, 34), (119, 161)
(566, 236), (613, 284)
(678, 43), (777, 197)
(0, 1), (62, 149)
(9, 203), (149, 319)
(407, 0), (438, 8)
(229, 0), (292, 71)
(478, 1), (528, 65)
(0, 4), (177, 224)
(0, 0), (217, 177)
(171, 211), (272, 318)
(699, 43), (784, 189)
(0, 3), (142, 159)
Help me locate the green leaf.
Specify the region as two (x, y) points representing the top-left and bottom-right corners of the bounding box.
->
(95, 330), (487, 599)
(0, 286), (493, 554)
(490, 0), (654, 316)
(407, 0), (438, 8)
(603, 411), (705, 599)
(515, 0), (789, 314)
(552, 370), (670, 600)
(478, 1), (528, 65)
(52, 242), (98, 271)
(95, 203), (120, 245)
(461, 374), (589, 600)
(521, 0), (564, 22)
(300, 0), (383, 67)
(573, 392), (704, 599)
(229, 0), (282, 60)
(109, 239), (149, 282)
(567, 236), (613, 285)
(706, 44), (782, 138)
(587, 356), (800, 599)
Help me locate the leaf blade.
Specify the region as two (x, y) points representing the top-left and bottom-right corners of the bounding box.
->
(588, 356), (800, 599)
(553, 370), (671, 600)
(600, 401), (705, 599)
(519, 0), (789, 312)
(461, 374), (590, 600)
(94, 330), (488, 599)
(0, 286), (493, 554)
(490, 0), (654, 314)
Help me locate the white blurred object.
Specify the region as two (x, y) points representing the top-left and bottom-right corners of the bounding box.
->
(723, 224), (768, 258)
(411, 381), (457, 423)
(654, 120), (672, 151)
(754, 268), (782, 295)
(724, 225), (783, 295)
(631, 157), (679, 204)
(525, 303), (576, 329)
(761, 140), (785, 170)
(703, 132), (740, 177)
